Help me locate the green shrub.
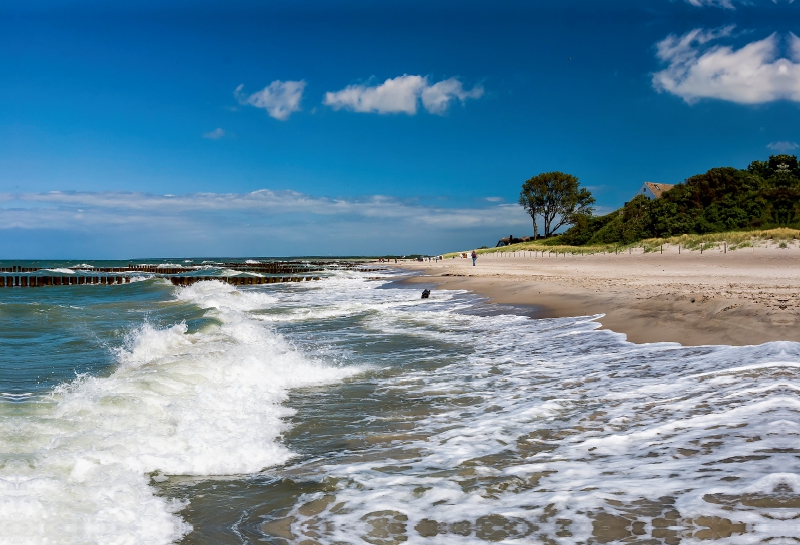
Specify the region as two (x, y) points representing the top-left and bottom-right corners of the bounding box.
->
(559, 155), (800, 246)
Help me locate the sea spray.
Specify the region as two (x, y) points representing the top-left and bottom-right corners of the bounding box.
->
(0, 280), (361, 545)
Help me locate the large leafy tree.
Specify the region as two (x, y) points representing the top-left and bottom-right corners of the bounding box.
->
(518, 171), (595, 238)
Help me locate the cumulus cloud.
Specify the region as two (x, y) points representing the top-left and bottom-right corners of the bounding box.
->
(202, 128), (225, 139)
(0, 190), (528, 234)
(421, 78), (485, 114)
(682, 0), (790, 7)
(324, 75), (483, 115)
(324, 75), (425, 114)
(0, 190), (574, 256)
(652, 28), (800, 104)
(767, 141), (799, 152)
(0, 189), (533, 256)
(684, 0), (736, 8)
(235, 80), (306, 120)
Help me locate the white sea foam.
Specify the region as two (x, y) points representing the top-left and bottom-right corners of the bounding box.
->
(213, 268), (263, 277)
(175, 280), (278, 312)
(43, 268), (75, 274)
(8, 268), (799, 544)
(270, 286), (800, 544)
(250, 273), (468, 324)
(0, 280), (361, 545)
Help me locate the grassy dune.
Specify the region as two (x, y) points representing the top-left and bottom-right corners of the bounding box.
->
(443, 228), (800, 258)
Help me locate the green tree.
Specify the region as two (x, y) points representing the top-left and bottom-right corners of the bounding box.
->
(518, 171), (595, 238)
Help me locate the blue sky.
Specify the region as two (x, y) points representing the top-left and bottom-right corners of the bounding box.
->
(2, 0), (800, 258)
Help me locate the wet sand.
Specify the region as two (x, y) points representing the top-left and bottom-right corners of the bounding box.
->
(397, 246), (800, 346)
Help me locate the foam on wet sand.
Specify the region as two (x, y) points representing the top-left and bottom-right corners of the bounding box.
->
(399, 246), (800, 345)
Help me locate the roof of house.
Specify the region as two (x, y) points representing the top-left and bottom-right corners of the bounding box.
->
(643, 182), (675, 199)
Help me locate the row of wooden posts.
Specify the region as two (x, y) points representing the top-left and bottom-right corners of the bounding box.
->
(169, 276), (320, 286)
(1, 276), (131, 287)
(0, 275), (324, 287)
(214, 263), (325, 272)
(0, 263), (379, 274)
(123, 265), (325, 274)
(0, 265), (324, 274)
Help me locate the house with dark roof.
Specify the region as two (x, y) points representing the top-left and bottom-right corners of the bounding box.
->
(635, 182), (675, 200)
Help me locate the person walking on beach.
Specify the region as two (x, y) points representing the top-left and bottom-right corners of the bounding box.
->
(471, 250), (477, 266)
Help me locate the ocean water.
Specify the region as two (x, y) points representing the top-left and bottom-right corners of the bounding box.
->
(1, 260), (799, 544)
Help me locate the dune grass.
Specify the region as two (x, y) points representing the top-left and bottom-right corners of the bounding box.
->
(441, 228), (800, 258)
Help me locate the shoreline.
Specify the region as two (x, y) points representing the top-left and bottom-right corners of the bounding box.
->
(395, 247), (800, 346)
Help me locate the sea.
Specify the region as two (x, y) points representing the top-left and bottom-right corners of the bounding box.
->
(1, 259), (799, 545)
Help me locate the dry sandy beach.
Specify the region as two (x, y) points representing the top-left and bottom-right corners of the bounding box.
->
(398, 245), (800, 346)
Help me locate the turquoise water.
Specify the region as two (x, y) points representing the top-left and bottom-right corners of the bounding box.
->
(2, 259), (800, 544)
(1, 279), (199, 395)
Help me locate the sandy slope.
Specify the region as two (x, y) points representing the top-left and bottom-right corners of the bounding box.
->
(397, 245), (800, 346)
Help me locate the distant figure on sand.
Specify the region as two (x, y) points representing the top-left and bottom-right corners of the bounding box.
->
(471, 250), (477, 266)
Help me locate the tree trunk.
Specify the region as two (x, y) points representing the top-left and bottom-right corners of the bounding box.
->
(532, 215), (538, 239)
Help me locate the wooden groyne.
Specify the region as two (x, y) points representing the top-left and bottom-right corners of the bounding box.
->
(1, 276), (131, 287)
(213, 263), (325, 273)
(0, 275), (322, 288)
(1, 262), (387, 274)
(169, 276), (320, 286)
(0, 267), (42, 273)
(0, 260), (389, 288)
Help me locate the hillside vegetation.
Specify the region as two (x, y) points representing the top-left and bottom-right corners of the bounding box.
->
(455, 228), (799, 257)
(557, 154), (800, 245)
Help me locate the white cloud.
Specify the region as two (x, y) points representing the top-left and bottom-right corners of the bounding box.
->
(202, 128), (225, 140)
(682, 0), (791, 7)
(767, 141), (799, 152)
(652, 28), (800, 104)
(324, 75), (425, 114)
(236, 80), (306, 120)
(324, 75), (483, 115)
(0, 190), (528, 231)
(421, 78), (484, 115)
(0, 189), (533, 256)
(684, 0), (736, 8)
(686, 0), (794, 9)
